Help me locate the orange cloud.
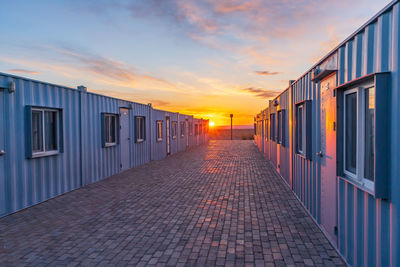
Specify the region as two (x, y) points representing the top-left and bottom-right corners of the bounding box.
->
(8, 69), (40, 75)
(254, 70), (279, 76)
(242, 87), (279, 98)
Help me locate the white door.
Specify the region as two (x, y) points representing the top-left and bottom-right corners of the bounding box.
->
(320, 74), (338, 244)
(166, 116), (171, 155)
(120, 108), (130, 171)
(0, 89), (6, 216)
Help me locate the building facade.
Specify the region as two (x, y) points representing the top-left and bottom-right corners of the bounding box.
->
(254, 1), (400, 266)
(0, 73), (209, 218)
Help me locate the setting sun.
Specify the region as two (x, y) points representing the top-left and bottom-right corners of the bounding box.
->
(209, 121), (215, 127)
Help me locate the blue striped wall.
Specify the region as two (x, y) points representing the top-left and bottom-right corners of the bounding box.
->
(151, 109), (167, 161)
(132, 102), (151, 167)
(0, 73), (208, 218)
(0, 74), (81, 216)
(253, 1), (400, 265)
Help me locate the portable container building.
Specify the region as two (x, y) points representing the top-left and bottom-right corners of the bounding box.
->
(0, 72), (208, 218)
(254, 1), (400, 266)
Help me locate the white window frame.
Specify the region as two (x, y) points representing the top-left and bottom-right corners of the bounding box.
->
(343, 83), (375, 191)
(172, 121), (177, 139)
(156, 120), (163, 142)
(104, 114), (118, 147)
(180, 122), (185, 137)
(136, 116), (145, 143)
(31, 108), (60, 157)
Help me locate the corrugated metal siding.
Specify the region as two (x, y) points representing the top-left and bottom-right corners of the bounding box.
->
(277, 91), (290, 184)
(169, 112), (179, 155)
(253, 2), (400, 266)
(177, 114), (189, 152)
(132, 103), (151, 167)
(0, 75), (82, 215)
(291, 72), (321, 221)
(81, 93), (127, 185)
(0, 72), (206, 218)
(151, 109), (167, 161)
(335, 4), (398, 266)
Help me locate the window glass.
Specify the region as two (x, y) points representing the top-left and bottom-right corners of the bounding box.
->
(105, 114), (117, 145)
(195, 124), (199, 136)
(172, 122), (177, 138)
(345, 92), (357, 174)
(32, 110), (43, 152)
(270, 114), (275, 141)
(297, 106), (303, 153)
(156, 121), (163, 140)
(45, 111), (58, 151)
(364, 87), (375, 181)
(180, 122), (185, 137)
(277, 111), (282, 143)
(31, 108), (59, 155)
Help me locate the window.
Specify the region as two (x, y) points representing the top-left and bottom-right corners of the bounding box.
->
(172, 121), (177, 139)
(295, 101), (312, 159)
(104, 114), (118, 146)
(180, 122), (185, 137)
(195, 124), (199, 136)
(156, 120), (163, 141)
(277, 111), (282, 143)
(343, 85), (375, 189)
(199, 124), (202, 135)
(30, 108), (60, 156)
(135, 116), (146, 142)
(296, 105), (305, 153)
(265, 119), (268, 140)
(189, 122), (193, 135)
(270, 113), (276, 141)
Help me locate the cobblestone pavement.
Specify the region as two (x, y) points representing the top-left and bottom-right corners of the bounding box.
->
(0, 140), (345, 266)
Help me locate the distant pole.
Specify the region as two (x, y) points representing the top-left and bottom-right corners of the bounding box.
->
(230, 114), (233, 140)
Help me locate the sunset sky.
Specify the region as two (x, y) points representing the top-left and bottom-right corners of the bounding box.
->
(0, 0), (389, 125)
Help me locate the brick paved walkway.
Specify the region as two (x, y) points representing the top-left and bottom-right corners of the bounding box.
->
(0, 140), (344, 266)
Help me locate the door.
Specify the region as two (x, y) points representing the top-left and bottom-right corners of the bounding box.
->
(185, 119), (189, 148)
(119, 108), (130, 171)
(320, 73), (338, 244)
(0, 89), (6, 216)
(166, 116), (171, 155)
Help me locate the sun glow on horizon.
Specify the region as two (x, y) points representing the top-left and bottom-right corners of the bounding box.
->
(209, 121), (215, 127)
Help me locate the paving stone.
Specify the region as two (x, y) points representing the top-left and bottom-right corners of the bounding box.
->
(0, 141), (345, 266)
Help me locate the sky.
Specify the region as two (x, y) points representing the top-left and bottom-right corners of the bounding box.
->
(0, 0), (390, 126)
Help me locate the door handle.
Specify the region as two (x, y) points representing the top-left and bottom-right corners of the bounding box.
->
(0, 150), (5, 156)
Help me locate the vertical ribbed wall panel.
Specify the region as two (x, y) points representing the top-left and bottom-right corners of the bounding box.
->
(170, 112), (179, 155)
(253, 2), (400, 266)
(151, 109), (167, 161)
(0, 75), (81, 216)
(132, 103), (151, 167)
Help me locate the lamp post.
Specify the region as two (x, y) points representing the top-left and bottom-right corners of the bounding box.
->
(230, 114), (233, 140)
